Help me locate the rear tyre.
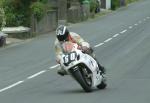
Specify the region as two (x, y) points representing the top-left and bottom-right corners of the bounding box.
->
(70, 68), (92, 92)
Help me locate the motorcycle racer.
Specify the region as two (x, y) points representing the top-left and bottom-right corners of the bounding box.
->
(54, 25), (105, 76)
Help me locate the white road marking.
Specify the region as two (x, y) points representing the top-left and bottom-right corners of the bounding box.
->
(134, 23), (138, 26)
(120, 30), (127, 34)
(104, 38), (112, 43)
(50, 64), (60, 69)
(27, 70), (46, 79)
(0, 81), (24, 93)
(113, 34), (119, 38)
(94, 43), (104, 48)
(147, 17), (150, 19)
(138, 21), (142, 24)
(129, 26), (133, 29)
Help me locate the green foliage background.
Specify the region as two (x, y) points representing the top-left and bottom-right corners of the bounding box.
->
(90, 0), (97, 12)
(1, 0), (139, 27)
(126, 0), (139, 3)
(1, 0), (48, 27)
(2, 0), (31, 27)
(111, 0), (138, 10)
(111, 0), (120, 10)
(0, 0), (6, 30)
(79, 0), (97, 13)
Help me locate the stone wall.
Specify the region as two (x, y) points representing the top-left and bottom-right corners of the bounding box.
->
(57, 0), (67, 25)
(67, 2), (82, 23)
(31, 10), (57, 34)
(67, 0), (90, 23)
(31, 0), (90, 34)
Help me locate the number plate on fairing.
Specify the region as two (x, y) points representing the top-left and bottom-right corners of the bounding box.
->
(63, 52), (77, 66)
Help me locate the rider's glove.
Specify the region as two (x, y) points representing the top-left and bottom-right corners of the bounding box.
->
(81, 46), (93, 54)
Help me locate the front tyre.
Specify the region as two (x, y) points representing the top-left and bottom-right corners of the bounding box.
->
(70, 68), (92, 92)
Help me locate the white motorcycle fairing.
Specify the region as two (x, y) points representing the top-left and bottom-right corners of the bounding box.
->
(59, 42), (103, 87)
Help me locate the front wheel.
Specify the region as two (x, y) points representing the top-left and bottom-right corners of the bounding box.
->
(70, 68), (92, 92)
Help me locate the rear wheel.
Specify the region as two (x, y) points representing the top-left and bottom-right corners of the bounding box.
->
(70, 67), (92, 92)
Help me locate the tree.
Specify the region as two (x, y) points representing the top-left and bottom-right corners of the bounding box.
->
(0, 7), (6, 31)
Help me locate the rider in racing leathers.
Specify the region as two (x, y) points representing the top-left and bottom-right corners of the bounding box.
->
(54, 25), (105, 76)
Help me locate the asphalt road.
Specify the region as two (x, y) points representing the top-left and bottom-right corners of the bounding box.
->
(0, 0), (150, 103)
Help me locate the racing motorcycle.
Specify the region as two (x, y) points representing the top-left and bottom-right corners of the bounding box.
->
(59, 41), (107, 92)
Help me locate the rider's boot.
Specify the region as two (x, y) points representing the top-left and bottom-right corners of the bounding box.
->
(97, 62), (107, 82)
(97, 62), (106, 74)
(57, 68), (67, 76)
(90, 53), (106, 74)
(92, 58), (106, 74)
(83, 49), (106, 74)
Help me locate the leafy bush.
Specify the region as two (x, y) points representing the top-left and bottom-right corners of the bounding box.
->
(30, 2), (45, 21)
(90, 0), (97, 12)
(2, 0), (31, 27)
(111, 0), (120, 10)
(0, 5), (6, 30)
(126, 0), (138, 4)
(1, 0), (48, 27)
(0, 10), (5, 30)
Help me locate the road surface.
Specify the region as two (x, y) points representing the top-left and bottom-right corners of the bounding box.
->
(0, 0), (150, 103)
